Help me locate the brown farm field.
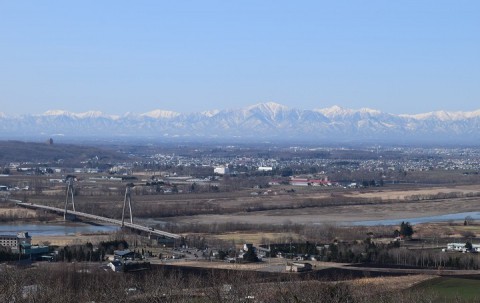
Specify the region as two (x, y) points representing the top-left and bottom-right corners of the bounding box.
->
(11, 181), (480, 228)
(158, 185), (480, 226)
(343, 184), (480, 200)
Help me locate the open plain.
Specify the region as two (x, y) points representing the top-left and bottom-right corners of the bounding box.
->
(152, 185), (480, 226)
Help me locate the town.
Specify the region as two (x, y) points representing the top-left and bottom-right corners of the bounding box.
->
(1, 140), (480, 301)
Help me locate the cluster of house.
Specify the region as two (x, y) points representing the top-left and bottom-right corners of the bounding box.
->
(268, 176), (332, 187)
(107, 249), (150, 272)
(443, 242), (480, 253)
(220, 244), (314, 272)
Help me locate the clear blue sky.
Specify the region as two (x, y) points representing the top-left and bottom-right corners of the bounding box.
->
(1, 1), (479, 115)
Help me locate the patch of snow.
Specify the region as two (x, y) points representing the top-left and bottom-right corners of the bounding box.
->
(315, 105), (354, 117)
(122, 112), (139, 118)
(403, 110), (480, 121)
(141, 110), (180, 119)
(359, 108), (381, 115)
(247, 102), (289, 114)
(76, 111), (105, 119)
(465, 110), (480, 118)
(201, 110), (220, 117)
(43, 110), (74, 117)
(43, 110), (117, 119)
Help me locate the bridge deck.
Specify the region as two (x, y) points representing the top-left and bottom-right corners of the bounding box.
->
(15, 201), (180, 239)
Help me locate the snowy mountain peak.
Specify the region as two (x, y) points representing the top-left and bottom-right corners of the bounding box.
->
(247, 102), (289, 117)
(359, 108), (382, 115)
(2, 103), (480, 143)
(249, 102), (288, 111)
(315, 105), (353, 117)
(76, 111), (105, 119)
(43, 110), (112, 119)
(316, 106), (382, 117)
(201, 109), (220, 117)
(43, 110), (74, 117)
(142, 109), (180, 119)
(430, 110), (452, 121)
(404, 110), (475, 121)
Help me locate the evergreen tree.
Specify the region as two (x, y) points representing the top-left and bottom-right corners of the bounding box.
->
(399, 221), (414, 238)
(465, 241), (473, 251)
(243, 248), (259, 262)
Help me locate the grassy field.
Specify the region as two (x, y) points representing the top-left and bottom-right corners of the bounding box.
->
(212, 231), (301, 245)
(415, 276), (480, 302)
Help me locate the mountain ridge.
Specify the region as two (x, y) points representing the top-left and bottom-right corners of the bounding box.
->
(1, 102), (479, 143)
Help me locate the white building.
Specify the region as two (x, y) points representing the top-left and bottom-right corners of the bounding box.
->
(258, 167), (273, 172)
(214, 166), (230, 175)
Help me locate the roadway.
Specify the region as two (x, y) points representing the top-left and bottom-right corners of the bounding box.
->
(14, 200), (181, 239)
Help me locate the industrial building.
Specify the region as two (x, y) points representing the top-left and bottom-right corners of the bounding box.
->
(0, 231), (31, 248)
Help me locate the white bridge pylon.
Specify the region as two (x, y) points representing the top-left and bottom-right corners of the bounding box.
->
(121, 183), (134, 227)
(64, 175), (76, 220)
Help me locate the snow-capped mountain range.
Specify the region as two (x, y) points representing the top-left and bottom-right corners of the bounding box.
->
(1, 102), (479, 143)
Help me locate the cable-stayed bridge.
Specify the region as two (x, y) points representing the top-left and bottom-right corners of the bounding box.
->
(14, 200), (180, 239)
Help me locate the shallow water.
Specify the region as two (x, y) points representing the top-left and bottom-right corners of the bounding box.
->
(348, 211), (480, 226)
(0, 222), (119, 236)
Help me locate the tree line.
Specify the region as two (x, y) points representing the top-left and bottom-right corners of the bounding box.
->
(0, 263), (458, 303)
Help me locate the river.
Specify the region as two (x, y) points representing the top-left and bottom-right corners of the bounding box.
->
(349, 211), (480, 226)
(3, 211), (480, 234)
(0, 222), (119, 236)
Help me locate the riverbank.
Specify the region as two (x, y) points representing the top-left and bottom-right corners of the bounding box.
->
(0, 218), (119, 246)
(164, 194), (480, 226)
(33, 233), (114, 246)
